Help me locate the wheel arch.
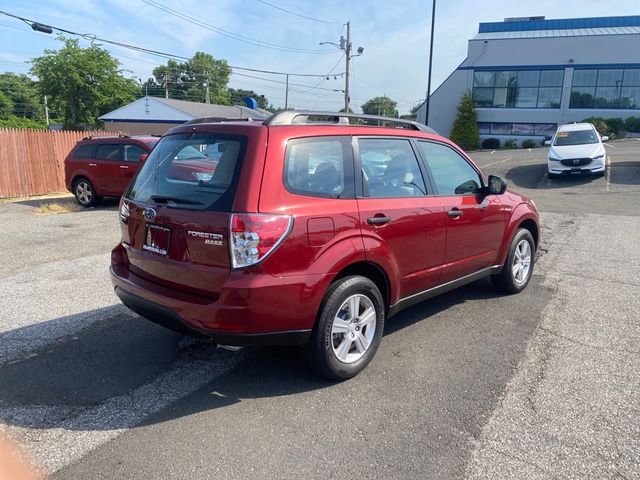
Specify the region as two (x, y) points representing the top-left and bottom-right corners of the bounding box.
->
(331, 261), (391, 313)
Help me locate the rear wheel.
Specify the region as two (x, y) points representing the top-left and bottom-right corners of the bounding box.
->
(73, 178), (97, 207)
(309, 275), (384, 380)
(491, 228), (535, 294)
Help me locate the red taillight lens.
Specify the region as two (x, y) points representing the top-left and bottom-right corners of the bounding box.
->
(230, 213), (293, 268)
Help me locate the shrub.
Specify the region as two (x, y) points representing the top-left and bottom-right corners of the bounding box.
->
(450, 92), (479, 150)
(481, 138), (500, 149)
(521, 139), (536, 149)
(504, 139), (516, 149)
(580, 117), (611, 137)
(604, 117), (624, 136)
(624, 116), (640, 133)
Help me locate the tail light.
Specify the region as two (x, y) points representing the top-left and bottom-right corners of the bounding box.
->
(230, 213), (293, 269)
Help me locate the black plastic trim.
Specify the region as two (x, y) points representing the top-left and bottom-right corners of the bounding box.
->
(115, 287), (311, 346)
(387, 265), (502, 317)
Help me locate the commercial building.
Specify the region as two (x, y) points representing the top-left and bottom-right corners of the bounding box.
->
(99, 96), (269, 135)
(416, 15), (640, 145)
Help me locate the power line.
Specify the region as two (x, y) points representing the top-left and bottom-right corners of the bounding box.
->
(256, 0), (343, 26)
(0, 10), (344, 78)
(141, 0), (334, 54)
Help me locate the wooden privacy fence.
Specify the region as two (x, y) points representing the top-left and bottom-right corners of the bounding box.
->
(0, 128), (122, 198)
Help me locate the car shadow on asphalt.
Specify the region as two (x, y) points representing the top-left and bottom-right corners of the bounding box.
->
(15, 197), (120, 211)
(506, 163), (598, 189)
(0, 278), (512, 431)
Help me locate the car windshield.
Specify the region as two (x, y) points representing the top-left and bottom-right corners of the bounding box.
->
(145, 141), (158, 148)
(125, 132), (246, 211)
(553, 129), (598, 146)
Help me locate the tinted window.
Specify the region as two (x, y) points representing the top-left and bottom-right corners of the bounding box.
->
(126, 133), (245, 211)
(123, 144), (147, 162)
(95, 144), (121, 161)
(284, 136), (353, 198)
(358, 138), (426, 198)
(72, 144), (96, 159)
(418, 142), (482, 196)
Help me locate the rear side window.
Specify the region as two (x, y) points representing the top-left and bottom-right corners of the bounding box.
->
(95, 144), (121, 161)
(418, 142), (482, 195)
(125, 132), (246, 211)
(358, 138), (427, 198)
(284, 136), (354, 198)
(123, 144), (147, 162)
(72, 144), (96, 159)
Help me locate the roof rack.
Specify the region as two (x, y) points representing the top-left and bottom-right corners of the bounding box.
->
(82, 134), (130, 140)
(263, 111), (438, 134)
(183, 117), (257, 126)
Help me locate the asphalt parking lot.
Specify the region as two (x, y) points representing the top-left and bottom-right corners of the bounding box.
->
(0, 140), (639, 479)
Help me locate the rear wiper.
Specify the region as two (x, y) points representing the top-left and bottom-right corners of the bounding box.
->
(151, 195), (203, 205)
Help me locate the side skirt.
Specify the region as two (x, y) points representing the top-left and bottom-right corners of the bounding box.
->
(387, 265), (503, 318)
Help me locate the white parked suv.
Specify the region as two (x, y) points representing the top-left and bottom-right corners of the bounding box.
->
(546, 123), (608, 178)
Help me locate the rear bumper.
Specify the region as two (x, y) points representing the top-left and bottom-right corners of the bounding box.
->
(110, 244), (326, 346)
(115, 287), (311, 346)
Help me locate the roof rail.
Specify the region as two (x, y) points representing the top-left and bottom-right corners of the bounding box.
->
(81, 134), (130, 140)
(183, 117), (257, 126)
(263, 111), (438, 134)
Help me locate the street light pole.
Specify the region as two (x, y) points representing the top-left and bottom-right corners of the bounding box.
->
(344, 21), (351, 112)
(425, 0), (436, 125)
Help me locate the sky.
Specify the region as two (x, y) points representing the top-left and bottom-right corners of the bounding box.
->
(1, 0), (639, 114)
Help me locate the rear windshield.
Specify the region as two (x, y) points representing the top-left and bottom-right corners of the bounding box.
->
(125, 132), (246, 211)
(553, 129), (598, 146)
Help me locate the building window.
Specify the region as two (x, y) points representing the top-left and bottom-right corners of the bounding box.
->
(477, 122), (557, 136)
(570, 68), (640, 109)
(472, 69), (563, 109)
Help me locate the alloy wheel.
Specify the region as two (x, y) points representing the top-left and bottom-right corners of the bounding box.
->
(331, 294), (377, 364)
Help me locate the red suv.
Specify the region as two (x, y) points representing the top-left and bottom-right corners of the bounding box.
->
(110, 112), (539, 379)
(64, 135), (158, 207)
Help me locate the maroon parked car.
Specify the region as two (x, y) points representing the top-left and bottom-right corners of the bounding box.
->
(64, 135), (158, 207)
(111, 112), (540, 379)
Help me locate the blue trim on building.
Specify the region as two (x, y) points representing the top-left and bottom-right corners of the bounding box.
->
(459, 63), (640, 71)
(102, 119), (187, 124)
(479, 16), (640, 33)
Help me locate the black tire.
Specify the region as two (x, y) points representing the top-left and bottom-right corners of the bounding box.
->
(73, 177), (97, 207)
(491, 228), (535, 294)
(309, 275), (385, 380)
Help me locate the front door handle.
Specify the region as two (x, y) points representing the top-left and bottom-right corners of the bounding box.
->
(89, 163), (97, 167)
(119, 165), (129, 169)
(367, 215), (391, 225)
(447, 209), (463, 218)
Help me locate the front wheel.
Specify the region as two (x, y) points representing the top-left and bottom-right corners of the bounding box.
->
(309, 276), (385, 380)
(491, 228), (535, 294)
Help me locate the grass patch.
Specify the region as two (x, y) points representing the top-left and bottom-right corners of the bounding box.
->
(34, 200), (81, 215)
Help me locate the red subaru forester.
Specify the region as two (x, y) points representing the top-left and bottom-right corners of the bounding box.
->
(110, 112), (539, 379)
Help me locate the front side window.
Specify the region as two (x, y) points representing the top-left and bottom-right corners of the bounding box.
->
(126, 132), (245, 211)
(358, 138), (427, 198)
(553, 129), (598, 146)
(418, 142), (482, 196)
(95, 144), (121, 161)
(284, 136), (353, 198)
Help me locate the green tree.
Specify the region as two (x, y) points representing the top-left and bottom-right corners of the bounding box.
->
(150, 53), (231, 104)
(30, 37), (139, 128)
(228, 88), (268, 109)
(0, 72), (43, 120)
(0, 91), (13, 119)
(361, 96), (398, 117)
(450, 92), (479, 150)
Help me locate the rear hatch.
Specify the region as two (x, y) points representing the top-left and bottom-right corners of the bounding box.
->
(120, 130), (250, 297)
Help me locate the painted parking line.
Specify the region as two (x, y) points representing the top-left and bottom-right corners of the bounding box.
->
(481, 157), (512, 168)
(606, 154), (611, 192)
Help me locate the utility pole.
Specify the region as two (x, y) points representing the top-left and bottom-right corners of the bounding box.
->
(344, 21), (351, 112)
(43, 95), (49, 126)
(205, 71), (211, 104)
(163, 73), (169, 99)
(425, 0), (437, 125)
(284, 74), (290, 110)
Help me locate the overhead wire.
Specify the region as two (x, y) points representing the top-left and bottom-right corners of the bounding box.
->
(255, 0), (343, 26)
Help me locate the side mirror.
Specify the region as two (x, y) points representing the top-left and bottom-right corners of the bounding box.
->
(138, 153), (149, 162)
(601, 135), (609, 142)
(544, 140), (551, 146)
(487, 175), (507, 195)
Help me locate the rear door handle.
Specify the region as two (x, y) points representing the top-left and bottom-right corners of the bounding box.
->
(447, 209), (463, 218)
(119, 165), (129, 169)
(89, 163), (97, 167)
(367, 215), (391, 225)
